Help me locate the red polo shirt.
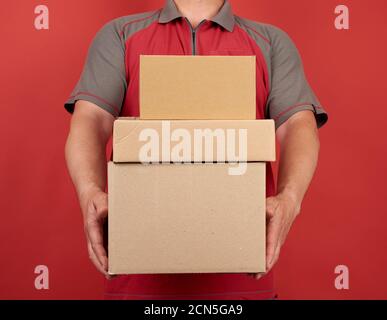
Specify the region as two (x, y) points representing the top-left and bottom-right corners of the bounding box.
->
(65, 0), (327, 300)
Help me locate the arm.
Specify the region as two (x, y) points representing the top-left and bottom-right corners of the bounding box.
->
(256, 110), (320, 278)
(65, 100), (114, 277)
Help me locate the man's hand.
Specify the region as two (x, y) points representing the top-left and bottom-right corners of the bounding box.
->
(81, 188), (109, 278)
(65, 100), (114, 278)
(253, 193), (300, 279)
(251, 110), (320, 280)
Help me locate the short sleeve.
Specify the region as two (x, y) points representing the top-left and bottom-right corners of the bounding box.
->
(266, 27), (328, 129)
(64, 21), (127, 117)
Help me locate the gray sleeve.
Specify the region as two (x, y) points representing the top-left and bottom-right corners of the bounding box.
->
(266, 26), (328, 129)
(64, 21), (127, 117)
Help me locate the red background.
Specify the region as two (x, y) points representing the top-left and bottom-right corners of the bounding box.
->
(0, 0), (386, 300)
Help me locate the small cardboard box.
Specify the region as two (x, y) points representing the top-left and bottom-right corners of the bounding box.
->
(108, 162), (266, 275)
(139, 55), (256, 120)
(113, 119), (275, 163)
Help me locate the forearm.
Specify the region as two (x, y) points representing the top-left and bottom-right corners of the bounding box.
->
(65, 102), (113, 213)
(276, 111), (320, 212)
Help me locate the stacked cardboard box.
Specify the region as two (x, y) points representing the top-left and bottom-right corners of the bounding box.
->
(108, 55), (275, 275)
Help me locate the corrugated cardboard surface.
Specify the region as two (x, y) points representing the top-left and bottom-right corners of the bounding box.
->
(113, 119), (276, 163)
(139, 55), (256, 120)
(108, 162), (266, 275)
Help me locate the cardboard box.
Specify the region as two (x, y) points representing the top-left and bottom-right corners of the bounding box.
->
(109, 55), (273, 275)
(113, 119), (275, 163)
(108, 162), (266, 275)
(139, 55), (256, 120)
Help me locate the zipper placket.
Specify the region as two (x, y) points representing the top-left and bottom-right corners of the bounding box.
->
(185, 18), (206, 56)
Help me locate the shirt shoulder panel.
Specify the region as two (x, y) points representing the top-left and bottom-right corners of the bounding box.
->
(234, 17), (274, 83)
(234, 16), (272, 46)
(107, 10), (161, 43)
(235, 17), (328, 129)
(64, 10), (161, 117)
(235, 16), (298, 54)
(234, 17), (300, 70)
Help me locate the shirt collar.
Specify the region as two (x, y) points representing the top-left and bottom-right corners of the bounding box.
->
(159, 0), (235, 32)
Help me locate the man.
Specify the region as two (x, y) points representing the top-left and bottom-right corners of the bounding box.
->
(65, 0), (327, 300)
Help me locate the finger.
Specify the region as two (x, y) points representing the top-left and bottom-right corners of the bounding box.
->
(270, 217), (288, 271)
(266, 214), (281, 270)
(267, 243), (281, 272)
(254, 272), (266, 280)
(279, 222), (292, 247)
(265, 198), (281, 268)
(88, 242), (108, 276)
(246, 272), (265, 280)
(265, 197), (278, 218)
(87, 219), (108, 270)
(86, 202), (108, 272)
(93, 192), (109, 219)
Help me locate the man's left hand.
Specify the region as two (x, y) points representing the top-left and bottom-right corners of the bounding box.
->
(253, 193), (301, 280)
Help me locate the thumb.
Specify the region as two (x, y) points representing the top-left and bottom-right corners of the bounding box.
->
(85, 194), (108, 272)
(92, 191), (108, 219)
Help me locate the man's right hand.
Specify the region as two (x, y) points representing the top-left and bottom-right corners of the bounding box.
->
(81, 188), (110, 278)
(65, 100), (115, 279)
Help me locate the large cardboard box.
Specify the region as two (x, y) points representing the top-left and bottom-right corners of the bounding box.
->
(113, 119), (275, 163)
(108, 162), (266, 275)
(139, 55), (256, 120)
